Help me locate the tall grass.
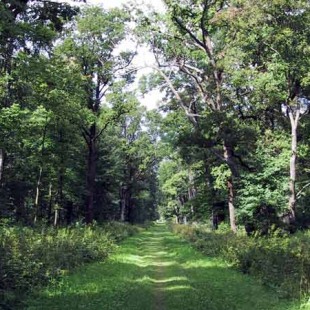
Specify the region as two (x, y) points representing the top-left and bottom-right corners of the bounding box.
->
(0, 221), (139, 308)
(172, 224), (310, 300)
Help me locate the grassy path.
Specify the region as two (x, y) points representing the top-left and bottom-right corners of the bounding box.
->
(26, 224), (300, 310)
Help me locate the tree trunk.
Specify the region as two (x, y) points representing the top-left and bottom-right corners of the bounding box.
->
(33, 119), (48, 224)
(34, 166), (43, 224)
(227, 178), (237, 233)
(57, 128), (65, 222)
(188, 168), (196, 218)
(120, 186), (127, 222)
(223, 142), (238, 233)
(54, 208), (59, 226)
(0, 149), (3, 182)
(85, 124), (97, 224)
(288, 109), (300, 224)
(47, 182), (53, 223)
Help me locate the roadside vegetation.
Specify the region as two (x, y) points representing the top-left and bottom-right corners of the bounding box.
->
(172, 223), (310, 303)
(0, 221), (139, 308)
(26, 225), (302, 310)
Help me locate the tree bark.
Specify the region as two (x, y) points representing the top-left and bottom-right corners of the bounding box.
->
(85, 124), (97, 224)
(227, 178), (237, 233)
(47, 182), (53, 223)
(57, 127), (65, 223)
(54, 208), (59, 226)
(288, 108), (300, 224)
(0, 149), (3, 182)
(223, 142), (238, 233)
(34, 166), (43, 224)
(120, 186), (127, 222)
(33, 119), (48, 224)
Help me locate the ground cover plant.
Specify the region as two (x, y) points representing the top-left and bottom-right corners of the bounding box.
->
(172, 223), (310, 303)
(0, 221), (139, 309)
(26, 224), (302, 310)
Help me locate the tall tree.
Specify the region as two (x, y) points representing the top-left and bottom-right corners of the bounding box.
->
(223, 0), (310, 224)
(116, 103), (159, 222)
(136, 0), (244, 231)
(60, 6), (135, 223)
(0, 0), (79, 220)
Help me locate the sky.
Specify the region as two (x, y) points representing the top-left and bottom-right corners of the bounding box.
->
(89, 0), (165, 12)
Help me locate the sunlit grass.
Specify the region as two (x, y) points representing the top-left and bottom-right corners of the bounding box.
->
(26, 224), (304, 310)
(163, 285), (193, 291)
(132, 276), (188, 284)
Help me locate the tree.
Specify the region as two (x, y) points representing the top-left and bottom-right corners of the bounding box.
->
(116, 102), (159, 223)
(0, 0), (82, 222)
(60, 6), (135, 223)
(0, 51), (86, 223)
(136, 0), (248, 231)
(223, 0), (310, 224)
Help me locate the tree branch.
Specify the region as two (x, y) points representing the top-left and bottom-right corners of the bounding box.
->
(297, 182), (310, 199)
(173, 17), (206, 51)
(151, 65), (201, 124)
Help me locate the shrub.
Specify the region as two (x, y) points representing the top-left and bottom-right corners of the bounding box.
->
(101, 221), (140, 241)
(0, 221), (139, 308)
(172, 224), (310, 299)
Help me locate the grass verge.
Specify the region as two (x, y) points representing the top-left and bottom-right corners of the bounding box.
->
(26, 224), (304, 310)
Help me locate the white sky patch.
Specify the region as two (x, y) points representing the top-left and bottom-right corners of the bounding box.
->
(89, 0), (166, 13)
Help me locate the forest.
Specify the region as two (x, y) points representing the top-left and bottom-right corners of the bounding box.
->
(0, 0), (310, 309)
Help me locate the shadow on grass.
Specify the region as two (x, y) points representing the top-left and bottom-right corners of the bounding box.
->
(26, 225), (299, 310)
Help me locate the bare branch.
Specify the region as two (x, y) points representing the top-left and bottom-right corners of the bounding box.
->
(297, 182), (310, 199)
(180, 64), (216, 110)
(151, 65), (202, 124)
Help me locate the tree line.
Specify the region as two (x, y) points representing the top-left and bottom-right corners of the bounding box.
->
(145, 0), (310, 234)
(0, 1), (160, 225)
(0, 0), (309, 234)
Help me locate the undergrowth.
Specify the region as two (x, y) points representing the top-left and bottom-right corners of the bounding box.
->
(171, 224), (310, 302)
(26, 224), (299, 310)
(0, 221), (139, 309)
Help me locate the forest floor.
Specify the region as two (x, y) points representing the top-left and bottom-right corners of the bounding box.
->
(26, 224), (303, 310)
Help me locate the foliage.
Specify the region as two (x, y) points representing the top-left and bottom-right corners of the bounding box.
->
(237, 130), (291, 233)
(0, 0), (310, 307)
(172, 224), (310, 299)
(0, 221), (139, 308)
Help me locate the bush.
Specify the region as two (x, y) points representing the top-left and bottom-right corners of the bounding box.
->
(101, 221), (140, 241)
(172, 224), (310, 299)
(0, 221), (139, 308)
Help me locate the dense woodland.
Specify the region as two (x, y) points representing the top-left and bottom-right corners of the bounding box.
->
(0, 0), (310, 307)
(1, 0), (309, 232)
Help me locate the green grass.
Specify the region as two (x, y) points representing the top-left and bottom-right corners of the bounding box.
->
(26, 224), (307, 310)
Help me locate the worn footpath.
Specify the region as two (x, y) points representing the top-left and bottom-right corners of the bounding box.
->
(26, 224), (299, 310)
